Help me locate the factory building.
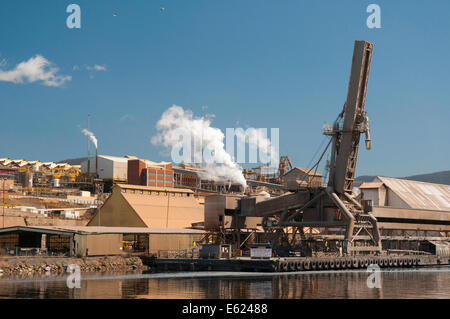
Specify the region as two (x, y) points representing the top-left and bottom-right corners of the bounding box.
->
(0, 226), (205, 257)
(88, 184), (204, 228)
(282, 167), (323, 190)
(0, 158), (80, 188)
(359, 176), (450, 234)
(172, 164), (243, 192)
(128, 160), (243, 192)
(127, 159), (174, 187)
(80, 155), (128, 182)
(204, 194), (264, 231)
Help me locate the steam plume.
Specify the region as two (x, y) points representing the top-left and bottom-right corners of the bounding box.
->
(82, 128), (98, 149)
(152, 105), (247, 188)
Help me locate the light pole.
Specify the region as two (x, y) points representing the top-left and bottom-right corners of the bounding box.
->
(2, 177), (4, 229)
(0, 173), (13, 229)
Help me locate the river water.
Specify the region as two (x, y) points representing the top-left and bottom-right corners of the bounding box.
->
(0, 267), (449, 299)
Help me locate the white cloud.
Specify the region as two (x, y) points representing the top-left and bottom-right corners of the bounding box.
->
(86, 64), (107, 71)
(0, 55), (71, 87)
(120, 114), (136, 123)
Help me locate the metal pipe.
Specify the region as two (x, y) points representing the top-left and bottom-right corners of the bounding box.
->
(278, 221), (348, 228)
(344, 192), (362, 210)
(367, 212), (382, 248)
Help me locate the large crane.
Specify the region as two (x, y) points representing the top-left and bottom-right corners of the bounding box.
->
(233, 40), (382, 256)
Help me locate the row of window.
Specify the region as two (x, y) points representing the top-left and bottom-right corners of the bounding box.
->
(147, 179), (174, 183)
(122, 189), (191, 197)
(147, 172), (173, 177)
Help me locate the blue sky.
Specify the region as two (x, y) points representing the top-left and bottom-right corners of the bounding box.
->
(0, 0), (449, 177)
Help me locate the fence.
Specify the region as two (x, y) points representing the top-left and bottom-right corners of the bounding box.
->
(0, 247), (69, 257)
(156, 247), (200, 259)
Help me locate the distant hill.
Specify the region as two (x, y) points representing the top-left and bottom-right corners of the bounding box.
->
(355, 171), (450, 186)
(58, 157), (87, 165)
(57, 158), (450, 186)
(355, 175), (378, 183)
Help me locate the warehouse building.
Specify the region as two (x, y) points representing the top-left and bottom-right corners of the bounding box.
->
(80, 155), (128, 182)
(359, 176), (450, 234)
(282, 167), (323, 190)
(0, 225), (205, 257)
(88, 184), (204, 228)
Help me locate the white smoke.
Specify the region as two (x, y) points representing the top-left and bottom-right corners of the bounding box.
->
(82, 128), (98, 149)
(152, 105), (247, 188)
(234, 128), (279, 167)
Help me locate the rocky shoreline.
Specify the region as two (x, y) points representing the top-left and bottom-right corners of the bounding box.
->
(0, 256), (147, 276)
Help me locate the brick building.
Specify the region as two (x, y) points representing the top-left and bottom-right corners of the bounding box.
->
(127, 159), (174, 187)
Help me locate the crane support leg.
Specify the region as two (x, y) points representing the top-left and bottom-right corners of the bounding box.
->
(326, 189), (355, 254)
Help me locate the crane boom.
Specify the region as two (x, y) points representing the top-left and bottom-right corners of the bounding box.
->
(331, 40), (373, 195)
(225, 40), (381, 256)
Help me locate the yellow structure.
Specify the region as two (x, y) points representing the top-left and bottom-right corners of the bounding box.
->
(88, 184), (204, 228)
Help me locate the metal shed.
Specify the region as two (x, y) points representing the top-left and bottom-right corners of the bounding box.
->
(0, 226), (205, 257)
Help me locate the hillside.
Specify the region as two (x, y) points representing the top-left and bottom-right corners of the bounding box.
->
(355, 170), (450, 185)
(58, 157), (87, 165)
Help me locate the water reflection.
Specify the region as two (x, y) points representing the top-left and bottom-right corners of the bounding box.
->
(0, 268), (449, 299)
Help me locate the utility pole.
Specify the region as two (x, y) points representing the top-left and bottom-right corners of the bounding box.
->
(0, 174), (10, 229)
(2, 177), (5, 228)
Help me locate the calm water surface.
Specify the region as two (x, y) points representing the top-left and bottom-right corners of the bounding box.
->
(0, 267), (449, 299)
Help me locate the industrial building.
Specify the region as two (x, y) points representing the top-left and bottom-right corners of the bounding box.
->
(0, 225), (205, 257)
(359, 176), (450, 234)
(127, 160), (243, 193)
(88, 184), (204, 228)
(127, 159), (174, 187)
(0, 158), (80, 188)
(282, 167), (323, 190)
(80, 155), (128, 182)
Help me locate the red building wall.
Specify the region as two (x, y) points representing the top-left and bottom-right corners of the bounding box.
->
(127, 159), (147, 186)
(146, 163), (174, 187)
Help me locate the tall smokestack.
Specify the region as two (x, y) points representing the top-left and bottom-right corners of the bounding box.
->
(96, 147), (98, 177)
(81, 116), (98, 177)
(87, 114), (90, 176)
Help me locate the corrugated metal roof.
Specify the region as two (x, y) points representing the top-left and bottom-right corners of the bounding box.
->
(359, 182), (384, 189)
(376, 176), (450, 212)
(57, 226), (205, 234)
(98, 155), (130, 163)
(0, 225), (205, 235)
(282, 167), (323, 177)
(117, 184), (194, 193)
(143, 160), (171, 168)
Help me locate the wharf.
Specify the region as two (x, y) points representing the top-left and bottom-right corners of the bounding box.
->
(143, 255), (449, 273)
